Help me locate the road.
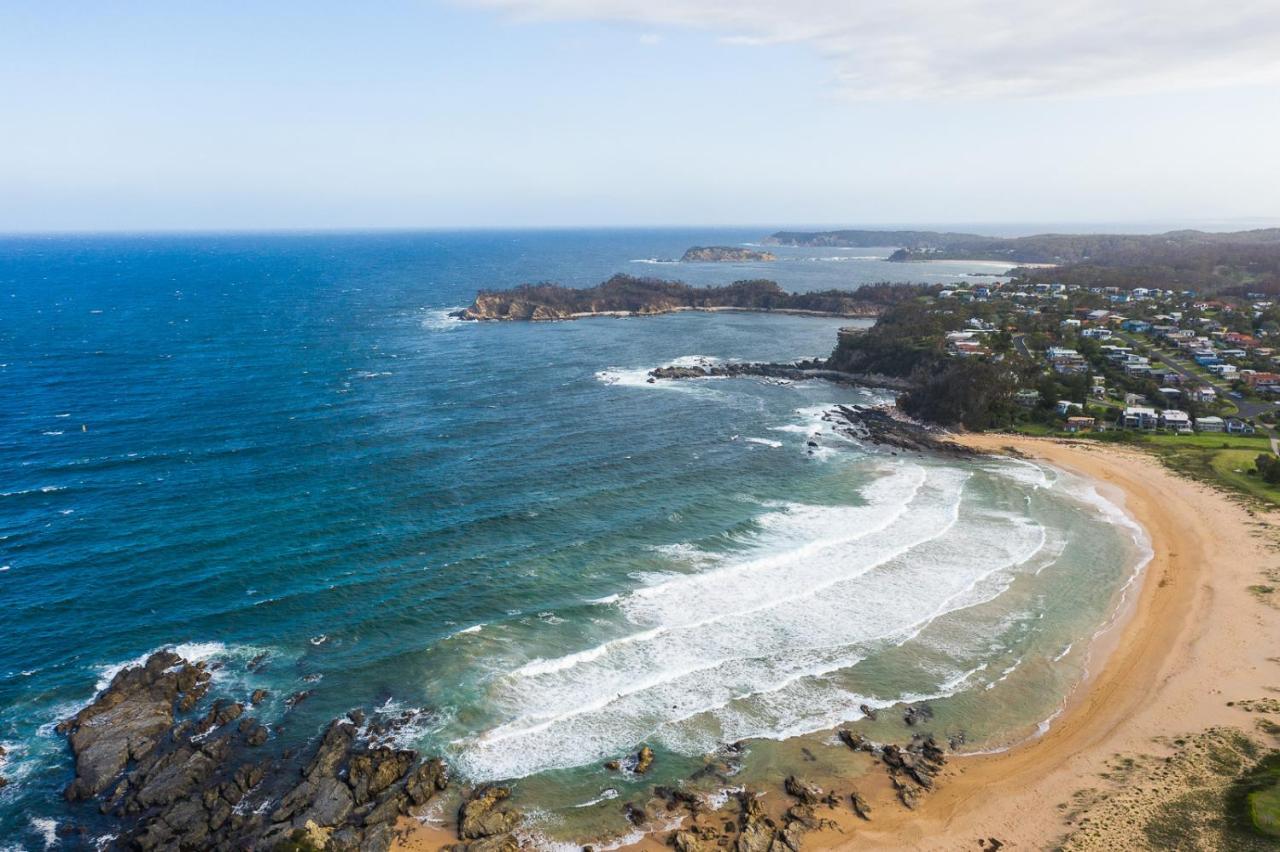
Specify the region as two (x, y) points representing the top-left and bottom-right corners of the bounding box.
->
(1111, 330), (1274, 420)
(1111, 330), (1278, 452)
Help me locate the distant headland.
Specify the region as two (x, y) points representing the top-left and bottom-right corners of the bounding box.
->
(765, 226), (1280, 265)
(452, 274), (905, 321)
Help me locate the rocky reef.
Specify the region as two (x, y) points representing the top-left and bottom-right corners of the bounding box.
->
(679, 246), (776, 263)
(645, 359), (914, 391)
(57, 650), (449, 851)
(827, 405), (980, 456)
(453, 275), (892, 322)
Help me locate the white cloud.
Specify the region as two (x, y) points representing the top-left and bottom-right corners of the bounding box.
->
(463, 0), (1280, 98)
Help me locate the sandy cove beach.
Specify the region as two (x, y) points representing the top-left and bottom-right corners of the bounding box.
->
(834, 434), (1280, 850)
(397, 435), (1280, 851)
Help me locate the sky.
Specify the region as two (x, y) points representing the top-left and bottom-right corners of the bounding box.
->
(2, 0), (1279, 231)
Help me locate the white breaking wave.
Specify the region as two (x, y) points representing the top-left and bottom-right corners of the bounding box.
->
(595, 355), (726, 391)
(422, 307), (468, 331)
(93, 641), (230, 692)
(453, 462), (1057, 779)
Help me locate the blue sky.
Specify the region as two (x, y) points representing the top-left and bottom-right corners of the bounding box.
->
(2, 0), (1279, 230)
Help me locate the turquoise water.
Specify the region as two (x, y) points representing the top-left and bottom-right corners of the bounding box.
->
(0, 230), (1146, 847)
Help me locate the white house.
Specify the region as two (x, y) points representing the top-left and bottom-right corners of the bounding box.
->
(1195, 416), (1225, 433)
(1159, 409), (1192, 432)
(1123, 406), (1158, 429)
(1190, 386), (1217, 403)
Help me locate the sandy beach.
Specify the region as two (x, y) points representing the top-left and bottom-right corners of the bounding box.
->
(396, 435), (1280, 851)
(830, 435), (1280, 849)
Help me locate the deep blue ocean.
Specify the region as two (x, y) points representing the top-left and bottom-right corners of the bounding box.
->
(0, 230), (1146, 848)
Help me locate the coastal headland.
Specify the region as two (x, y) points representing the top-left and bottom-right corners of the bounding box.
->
(452, 276), (910, 322)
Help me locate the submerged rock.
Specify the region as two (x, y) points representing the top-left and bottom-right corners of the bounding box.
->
(902, 703), (934, 727)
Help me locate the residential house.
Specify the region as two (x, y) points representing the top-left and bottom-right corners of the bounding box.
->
(1190, 386), (1217, 403)
(1195, 416), (1224, 433)
(1243, 372), (1280, 389)
(1159, 409), (1192, 433)
(1013, 389), (1041, 408)
(1065, 416), (1096, 433)
(1123, 406), (1158, 429)
(1056, 400), (1084, 416)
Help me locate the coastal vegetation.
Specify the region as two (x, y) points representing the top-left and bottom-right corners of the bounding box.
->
(679, 245), (776, 262)
(453, 274), (919, 321)
(767, 227), (1280, 280)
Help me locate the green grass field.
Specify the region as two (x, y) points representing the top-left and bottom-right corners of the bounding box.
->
(1007, 427), (1280, 505)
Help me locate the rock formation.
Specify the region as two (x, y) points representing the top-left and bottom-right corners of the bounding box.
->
(57, 650), (449, 851)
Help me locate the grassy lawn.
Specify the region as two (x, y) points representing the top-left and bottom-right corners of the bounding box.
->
(1140, 433), (1270, 450)
(1230, 753), (1280, 840)
(1136, 435), (1280, 506)
(1210, 449), (1280, 504)
(1250, 780), (1280, 838)
(1008, 428), (1280, 506)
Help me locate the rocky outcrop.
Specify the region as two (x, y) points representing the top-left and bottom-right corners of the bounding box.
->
(646, 360), (914, 391)
(458, 786), (521, 840)
(57, 650), (212, 801)
(680, 247), (776, 263)
(58, 651), (449, 852)
(442, 785), (524, 852)
(604, 743), (656, 774)
(828, 406), (979, 456)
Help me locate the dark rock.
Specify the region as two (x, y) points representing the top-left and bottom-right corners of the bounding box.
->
(57, 651), (449, 851)
(250, 688), (268, 706)
(850, 791), (871, 821)
(624, 802), (648, 827)
(405, 757), (449, 806)
(783, 776), (823, 805)
(902, 703), (934, 726)
(837, 729), (872, 752)
(830, 406), (975, 456)
(59, 650), (208, 801)
(858, 704), (877, 721)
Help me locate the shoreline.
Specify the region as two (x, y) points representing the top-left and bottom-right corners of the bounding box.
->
(825, 434), (1280, 849)
(395, 435), (1280, 851)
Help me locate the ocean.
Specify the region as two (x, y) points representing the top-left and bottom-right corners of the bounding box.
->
(0, 229), (1148, 848)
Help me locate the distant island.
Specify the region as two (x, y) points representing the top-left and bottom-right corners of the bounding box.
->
(452, 274), (910, 321)
(680, 245), (776, 263)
